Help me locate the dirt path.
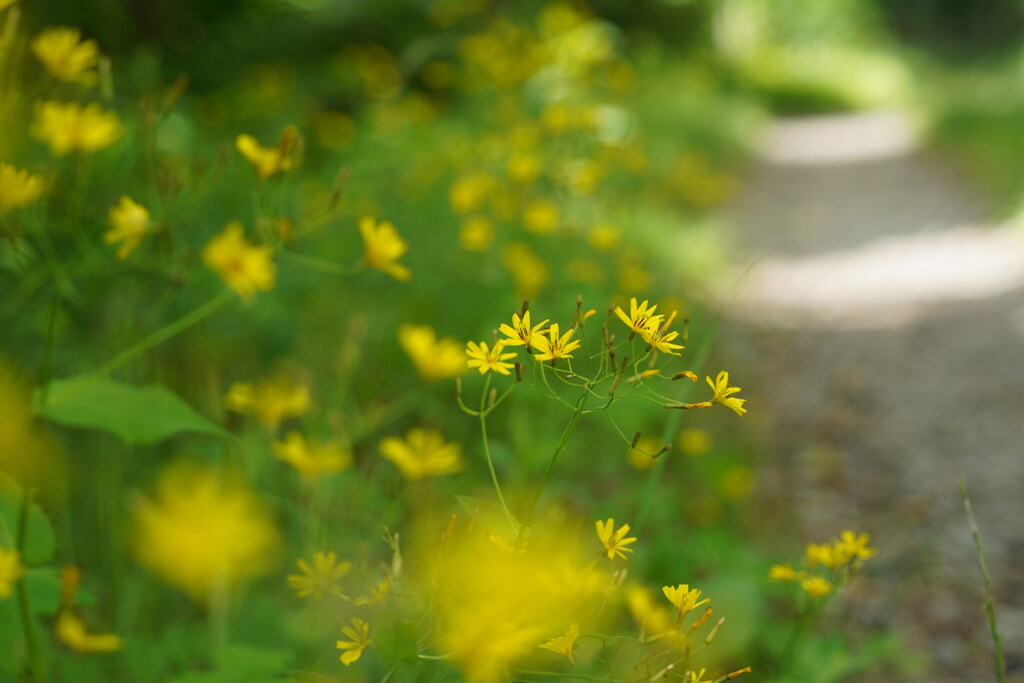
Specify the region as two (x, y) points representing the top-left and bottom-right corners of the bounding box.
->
(717, 110), (1024, 682)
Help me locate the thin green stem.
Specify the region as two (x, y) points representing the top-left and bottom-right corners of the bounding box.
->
(16, 489), (46, 683)
(960, 480), (1005, 683)
(278, 249), (357, 276)
(478, 375), (516, 531)
(93, 289), (234, 379)
(521, 386), (589, 534)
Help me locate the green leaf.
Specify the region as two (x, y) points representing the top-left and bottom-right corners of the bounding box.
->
(24, 567), (62, 615)
(375, 619), (420, 666)
(0, 471), (56, 564)
(36, 377), (229, 445)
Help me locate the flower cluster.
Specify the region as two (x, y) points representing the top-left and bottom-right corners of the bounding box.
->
(769, 530), (876, 597)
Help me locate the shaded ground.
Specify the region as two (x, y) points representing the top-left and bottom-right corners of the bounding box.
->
(718, 110), (1024, 682)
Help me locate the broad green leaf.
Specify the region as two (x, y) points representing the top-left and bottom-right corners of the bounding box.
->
(0, 471), (55, 564)
(36, 378), (229, 445)
(375, 619), (419, 666)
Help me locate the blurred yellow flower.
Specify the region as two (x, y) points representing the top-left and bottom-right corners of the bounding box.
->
(54, 612), (122, 653)
(587, 223), (620, 251)
(287, 551), (351, 600)
(835, 530), (876, 562)
(627, 436), (661, 471)
(272, 431), (351, 479)
(32, 101), (120, 156)
(104, 196), (151, 260)
(466, 340), (516, 376)
(768, 564), (798, 582)
(359, 216), (411, 281)
(54, 566), (122, 653)
(0, 0), (17, 11)
(0, 547), (24, 598)
(498, 311), (549, 350)
(522, 199), (559, 235)
(355, 576), (392, 605)
(31, 27), (99, 85)
(662, 584), (710, 619)
(236, 125), (301, 179)
(0, 359), (57, 486)
(708, 371), (746, 417)
(625, 584), (674, 635)
(449, 171), (496, 214)
(224, 373), (310, 429)
(379, 427), (464, 480)
(800, 575), (833, 598)
(336, 617), (371, 666)
(423, 524), (605, 682)
(132, 462), (279, 602)
(502, 242), (548, 297)
(614, 297), (663, 338)
(202, 222), (276, 301)
(398, 323), (467, 381)
(459, 215), (494, 251)
(0, 163), (44, 213)
(532, 323), (580, 362)
(677, 428), (711, 457)
(595, 518), (636, 560)
(506, 151), (540, 184)
(538, 623), (580, 665)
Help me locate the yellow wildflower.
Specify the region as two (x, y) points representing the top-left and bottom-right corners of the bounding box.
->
(337, 617), (371, 666)
(498, 311), (549, 350)
(539, 623), (580, 665)
(272, 432), (351, 479)
(104, 196), (151, 260)
(359, 216), (411, 281)
(662, 584), (710, 619)
(835, 530), (876, 562)
(523, 199), (559, 235)
(132, 462), (279, 602)
(466, 340), (517, 376)
(398, 324), (466, 381)
(32, 101), (120, 156)
(768, 564), (798, 582)
(805, 542), (842, 570)
(800, 575), (833, 598)
(54, 612), (122, 653)
(54, 566), (122, 653)
(595, 518), (636, 560)
(355, 576), (392, 606)
(224, 373), (310, 429)
(236, 125), (301, 179)
(532, 323), (581, 362)
(642, 326), (684, 355)
(0, 546), (24, 598)
(379, 427), (464, 480)
(708, 371), (746, 417)
(31, 27), (99, 85)
(201, 222), (276, 301)
(287, 551), (351, 599)
(459, 215), (494, 251)
(0, 163), (44, 213)
(614, 298), (663, 338)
